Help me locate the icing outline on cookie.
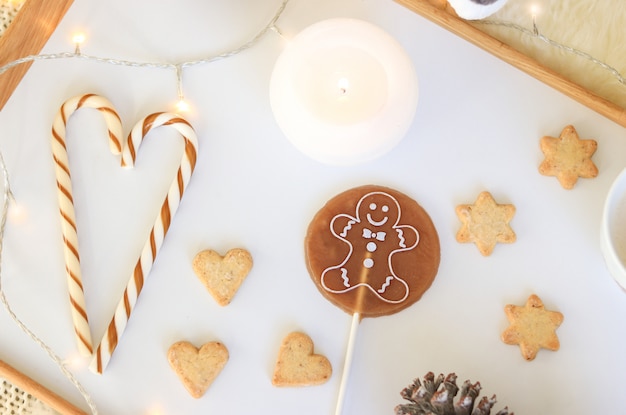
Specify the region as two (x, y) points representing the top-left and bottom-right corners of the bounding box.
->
(320, 191), (419, 303)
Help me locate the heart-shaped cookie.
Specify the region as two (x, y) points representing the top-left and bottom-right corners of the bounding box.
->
(272, 332), (332, 387)
(192, 248), (253, 306)
(167, 341), (229, 399)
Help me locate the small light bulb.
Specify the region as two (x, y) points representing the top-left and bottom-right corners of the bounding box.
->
(7, 201), (27, 225)
(176, 99), (190, 113)
(73, 33), (85, 45)
(73, 33), (85, 53)
(530, 4), (540, 17)
(63, 353), (86, 371)
(530, 5), (539, 35)
(146, 405), (164, 415)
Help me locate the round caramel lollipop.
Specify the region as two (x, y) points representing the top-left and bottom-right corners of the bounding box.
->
(304, 185), (441, 414)
(306, 184), (440, 317)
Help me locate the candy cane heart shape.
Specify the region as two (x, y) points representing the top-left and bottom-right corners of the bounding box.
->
(51, 94), (124, 357)
(90, 112), (198, 374)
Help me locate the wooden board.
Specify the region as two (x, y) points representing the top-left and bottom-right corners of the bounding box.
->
(394, 0), (626, 128)
(0, 0), (74, 110)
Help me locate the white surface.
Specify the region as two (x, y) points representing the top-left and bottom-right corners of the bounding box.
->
(0, 0), (626, 414)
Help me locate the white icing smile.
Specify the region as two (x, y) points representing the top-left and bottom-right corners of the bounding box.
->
(367, 202), (389, 227)
(366, 213), (388, 226)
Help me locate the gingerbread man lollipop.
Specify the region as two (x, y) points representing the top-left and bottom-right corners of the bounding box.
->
(306, 185), (440, 317)
(321, 190), (419, 304)
(305, 185), (441, 413)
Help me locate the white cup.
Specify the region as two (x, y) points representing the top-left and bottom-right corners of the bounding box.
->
(601, 168), (626, 290)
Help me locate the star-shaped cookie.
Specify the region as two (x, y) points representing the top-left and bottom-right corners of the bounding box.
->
(538, 125), (598, 189)
(455, 191), (516, 256)
(501, 294), (563, 361)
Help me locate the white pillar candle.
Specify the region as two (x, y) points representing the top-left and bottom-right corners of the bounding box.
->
(270, 18), (418, 165)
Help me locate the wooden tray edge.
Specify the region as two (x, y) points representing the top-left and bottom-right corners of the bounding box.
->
(0, 0), (74, 111)
(394, 0), (626, 128)
(0, 359), (87, 415)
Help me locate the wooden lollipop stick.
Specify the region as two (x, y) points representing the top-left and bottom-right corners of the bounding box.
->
(334, 312), (360, 415)
(0, 359), (88, 415)
(304, 186), (441, 413)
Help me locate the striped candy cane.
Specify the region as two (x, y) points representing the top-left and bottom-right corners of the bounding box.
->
(90, 112), (198, 374)
(51, 94), (123, 357)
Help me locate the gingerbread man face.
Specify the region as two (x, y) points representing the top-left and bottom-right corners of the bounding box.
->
(358, 192), (399, 229)
(305, 185), (441, 318)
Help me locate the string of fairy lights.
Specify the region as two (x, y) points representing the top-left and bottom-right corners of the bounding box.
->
(0, 1), (624, 414)
(1, 0), (624, 116)
(0, 0), (290, 113)
(478, 17), (626, 86)
(0, 155), (99, 412)
(0, 2), (291, 414)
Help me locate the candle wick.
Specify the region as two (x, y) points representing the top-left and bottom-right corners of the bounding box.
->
(337, 77), (350, 97)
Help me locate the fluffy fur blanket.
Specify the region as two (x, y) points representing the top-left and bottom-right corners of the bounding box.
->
(470, 0), (626, 108)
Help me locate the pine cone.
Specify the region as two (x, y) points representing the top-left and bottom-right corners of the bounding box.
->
(395, 372), (512, 415)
